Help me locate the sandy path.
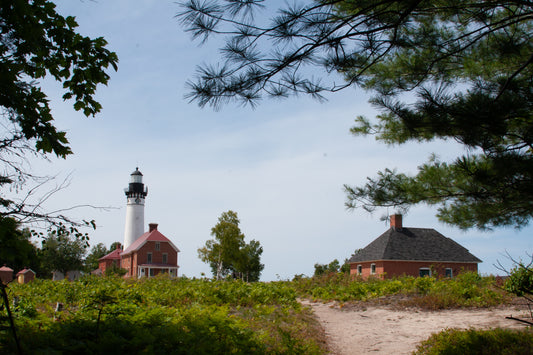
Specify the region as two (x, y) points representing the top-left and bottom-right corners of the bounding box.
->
(301, 300), (527, 354)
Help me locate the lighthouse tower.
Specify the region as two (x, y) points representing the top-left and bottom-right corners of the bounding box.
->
(123, 167), (148, 250)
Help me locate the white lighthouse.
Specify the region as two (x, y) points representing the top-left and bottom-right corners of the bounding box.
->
(123, 167), (148, 250)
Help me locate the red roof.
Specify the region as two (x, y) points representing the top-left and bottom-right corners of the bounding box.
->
(16, 268), (35, 276)
(0, 265), (13, 272)
(122, 229), (180, 255)
(99, 248), (122, 261)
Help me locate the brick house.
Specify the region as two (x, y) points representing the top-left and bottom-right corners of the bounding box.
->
(98, 247), (122, 274)
(0, 265), (13, 284)
(120, 223), (180, 278)
(349, 214), (481, 279)
(16, 268), (35, 284)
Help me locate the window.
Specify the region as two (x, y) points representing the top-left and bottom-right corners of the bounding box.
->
(149, 269), (155, 277)
(357, 265), (362, 275)
(162, 253), (168, 264)
(155, 242), (160, 251)
(445, 268), (453, 278)
(370, 263), (376, 275)
(147, 252), (152, 264)
(419, 268), (431, 277)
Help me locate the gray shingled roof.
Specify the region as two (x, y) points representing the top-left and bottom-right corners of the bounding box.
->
(349, 227), (481, 263)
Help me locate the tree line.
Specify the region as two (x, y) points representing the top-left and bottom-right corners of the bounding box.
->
(1, 209), (266, 281)
(0, 215), (122, 279)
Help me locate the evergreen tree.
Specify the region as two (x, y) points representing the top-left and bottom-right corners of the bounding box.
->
(178, 0), (533, 230)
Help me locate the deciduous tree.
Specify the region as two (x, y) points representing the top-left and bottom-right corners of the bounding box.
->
(109, 242), (122, 252)
(178, 0), (533, 230)
(198, 210), (263, 280)
(0, 0), (117, 229)
(84, 243), (108, 272)
(40, 228), (87, 278)
(235, 239), (264, 282)
(0, 216), (40, 273)
(313, 258), (349, 276)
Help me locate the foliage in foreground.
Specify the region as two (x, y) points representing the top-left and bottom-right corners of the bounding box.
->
(0, 276), (325, 354)
(291, 272), (509, 309)
(504, 262), (533, 298)
(414, 328), (533, 355)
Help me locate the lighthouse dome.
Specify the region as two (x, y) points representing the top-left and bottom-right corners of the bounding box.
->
(130, 167), (143, 183)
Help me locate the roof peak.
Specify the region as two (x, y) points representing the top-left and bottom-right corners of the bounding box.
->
(131, 167), (143, 176)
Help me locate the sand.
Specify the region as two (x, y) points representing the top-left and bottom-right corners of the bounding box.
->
(301, 300), (528, 354)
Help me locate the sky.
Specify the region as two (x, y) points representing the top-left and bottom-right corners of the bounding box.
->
(19, 0), (532, 280)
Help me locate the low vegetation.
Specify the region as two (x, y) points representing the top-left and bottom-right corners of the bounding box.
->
(414, 328), (533, 355)
(0, 272), (526, 354)
(0, 276), (325, 354)
(291, 272), (510, 309)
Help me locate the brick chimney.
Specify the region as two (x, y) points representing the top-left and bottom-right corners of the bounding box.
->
(390, 214), (402, 230)
(149, 223), (158, 232)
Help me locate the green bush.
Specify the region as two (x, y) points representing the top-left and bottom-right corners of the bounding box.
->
(291, 272), (508, 308)
(505, 264), (533, 297)
(0, 276), (324, 354)
(414, 328), (533, 355)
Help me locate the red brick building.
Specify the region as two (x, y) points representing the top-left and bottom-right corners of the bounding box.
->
(120, 223), (180, 278)
(16, 268), (35, 284)
(0, 265), (13, 284)
(97, 223), (180, 278)
(349, 215), (481, 279)
(98, 247), (122, 274)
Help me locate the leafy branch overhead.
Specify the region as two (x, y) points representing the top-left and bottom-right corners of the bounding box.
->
(1, 0), (118, 157)
(178, 0), (533, 229)
(0, 0), (118, 228)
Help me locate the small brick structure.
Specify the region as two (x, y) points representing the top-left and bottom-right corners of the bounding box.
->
(0, 265), (14, 284)
(349, 214), (481, 279)
(16, 268), (36, 284)
(98, 247), (122, 274)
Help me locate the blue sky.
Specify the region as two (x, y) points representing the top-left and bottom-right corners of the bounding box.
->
(23, 0), (532, 280)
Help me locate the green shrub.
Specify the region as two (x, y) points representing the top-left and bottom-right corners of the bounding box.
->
(414, 328), (533, 355)
(291, 272), (509, 308)
(0, 277), (324, 354)
(505, 264), (533, 297)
